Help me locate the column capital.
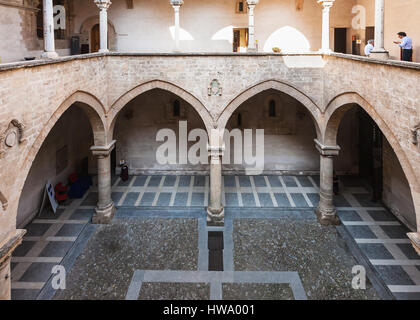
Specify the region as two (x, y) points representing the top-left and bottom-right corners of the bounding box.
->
(314, 139), (340, 156)
(170, 0), (184, 7)
(317, 0), (335, 8)
(91, 140), (116, 157)
(207, 145), (225, 159)
(94, 0), (112, 10)
(246, 0), (259, 6)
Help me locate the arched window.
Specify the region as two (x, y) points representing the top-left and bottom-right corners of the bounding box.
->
(269, 100), (276, 117)
(173, 100), (181, 117)
(237, 113), (242, 127)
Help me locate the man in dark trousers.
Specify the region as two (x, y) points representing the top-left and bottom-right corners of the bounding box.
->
(394, 32), (413, 62)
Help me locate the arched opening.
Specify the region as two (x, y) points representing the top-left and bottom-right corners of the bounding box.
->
(113, 88), (209, 177)
(327, 103), (417, 231)
(80, 16), (116, 53)
(17, 103), (99, 228)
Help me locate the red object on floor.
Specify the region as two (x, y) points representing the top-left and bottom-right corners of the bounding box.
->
(68, 173), (78, 184)
(55, 183), (68, 202)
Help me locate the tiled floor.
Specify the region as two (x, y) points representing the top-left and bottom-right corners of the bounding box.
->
(10, 174), (420, 300)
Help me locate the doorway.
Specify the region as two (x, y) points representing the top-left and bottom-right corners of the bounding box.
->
(91, 24), (100, 53)
(334, 28), (347, 53)
(233, 28), (249, 52)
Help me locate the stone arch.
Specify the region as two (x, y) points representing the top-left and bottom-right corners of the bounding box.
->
(323, 92), (420, 229)
(16, 91), (107, 197)
(218, 80), (322, 138)
(79, 15), (117, 52)
(107, 80), (214, 141)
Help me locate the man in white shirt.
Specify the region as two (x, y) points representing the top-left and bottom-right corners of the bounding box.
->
(394, 32), (413, 61)
(364, 40), (374, 57)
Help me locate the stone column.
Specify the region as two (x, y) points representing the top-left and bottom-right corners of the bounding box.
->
(0, 230), (25, 300)
(315, 139), (340, 225)
(170, 0), (184, 52)
(94, 0), (112, 53)
(91, 141), (116, 224)
(207, 146), (224, 225)
(246, 0), (259, 52)
(41, 0), (58, 59)
(370, 0), (389, 59)
(317, 0), (335, 53)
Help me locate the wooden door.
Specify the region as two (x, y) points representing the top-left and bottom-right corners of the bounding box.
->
(91, 24), (100, 53)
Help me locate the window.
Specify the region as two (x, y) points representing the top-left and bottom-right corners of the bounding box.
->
(236, 0), (248, 14)
(237, 113), (242, 127)
(173, 100), (181, 117)
(269, 100), (276, 117)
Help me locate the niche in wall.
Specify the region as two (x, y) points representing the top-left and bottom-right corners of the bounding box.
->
(56, 145), (68, 174)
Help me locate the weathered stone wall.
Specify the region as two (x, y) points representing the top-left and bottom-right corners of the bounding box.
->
(0, 52), (418, 259)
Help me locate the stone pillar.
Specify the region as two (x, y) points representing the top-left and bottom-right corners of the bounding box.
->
(94, 0), (112, 53)
(207, 146), (224, 225)
(170, 0), (184, 52)
(41, 0), (58, 59)
(370, 0), (389, 59)
(315, 139), (340, 225)
(246, 0), (259, 52)
(0, 230), (25, 300)
(317, 0), (335, 53)
(91, 141), (116, 224)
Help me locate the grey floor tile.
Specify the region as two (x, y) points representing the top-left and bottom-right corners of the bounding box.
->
(242, 193), (256, 207)
(37, 208), (65, 220)
(394, 292), (420, 300)
(258, 193), (273, 207)
(253, 176), (267, 187)
(358, 243), (394, 260)
(296, 176), (313, 187)
(333, 194), (351, 207)
(225, 193), (239, 206)
(123, 193), (140, 206)
(112, 192), (124, 204)
(81, 193), (98, 206)
(307, 193), (320, 207)
(148, 176), (163, 187)
(274, 193), (291, 207)
(56, 224), (85, 237)
(118, 176), (133, 187)
(25, 224), (51, 237)
(337, 210), (362, 221)
(70, 209), (94, 220)
(140, 193), (156, 206)
(367, 210), (398, 222)
(157, 193), (172, 206)
(194, 176), (206, 187)
(381, 225), (410, 239)
(13, 241), (36, 257)
(133, 176), (148, 187)
(11, 289), (40, 300)
(291, 193), (309, 207)
(178, 176), (192, 187)
(283, 176), (298, 187)
(191, 193), (205, 206)
(346, 226), (377, 239)
(224, 176), (236, 187)
(374, 265), (415, 286)
(39, 241), (74, 258)
(163, 176), (177, 187)
(19, 262), (58, 283)
(174, 193), (188, 206)
(310, 175), (320, 187)
(396, 244), (420, 260)
(268, 176), (282, 187)
(239, 176), (251, 187)
(352, 194), (383, 207)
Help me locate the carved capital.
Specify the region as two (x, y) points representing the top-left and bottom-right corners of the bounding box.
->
(170, 0), (184, 7)
(94, 0), (112, 11)
(317, 0), (335, 9)
(410, 123), (420, 145)
(91, 140), (116, 157)
(314, 139), (340, 157)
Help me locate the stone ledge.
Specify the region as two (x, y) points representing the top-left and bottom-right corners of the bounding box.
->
(329, 52), (420, 71)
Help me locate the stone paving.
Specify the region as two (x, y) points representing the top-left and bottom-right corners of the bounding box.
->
(10, 175), (420, 300)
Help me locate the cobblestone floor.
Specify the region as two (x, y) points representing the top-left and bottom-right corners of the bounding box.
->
(10, 175), (420, 300)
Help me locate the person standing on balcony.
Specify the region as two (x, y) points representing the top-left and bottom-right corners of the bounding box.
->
(365, 40), (374, 57)
(394, 32), (413, 62)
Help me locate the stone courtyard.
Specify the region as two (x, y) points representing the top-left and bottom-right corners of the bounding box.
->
(10, 175), (420, 300)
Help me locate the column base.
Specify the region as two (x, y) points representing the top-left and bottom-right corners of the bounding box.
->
(0, 229), (26, 300)
(247, 47), (258, 53)
(315, 207), (340, 226)
(318, 48), (332, 54)
(98, 49), (109, 53)
(41, 51), (59, 59)
(407, 232), (420, 256)
(92, 203), (116, 224)
(369, 50), (389, 60)
(207, 207), (225, 226)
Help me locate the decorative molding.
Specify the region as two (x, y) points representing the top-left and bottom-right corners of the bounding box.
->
(0, 119), (25, 159)
(208, 79), (223, 96)
(411, 123), (420, 145)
